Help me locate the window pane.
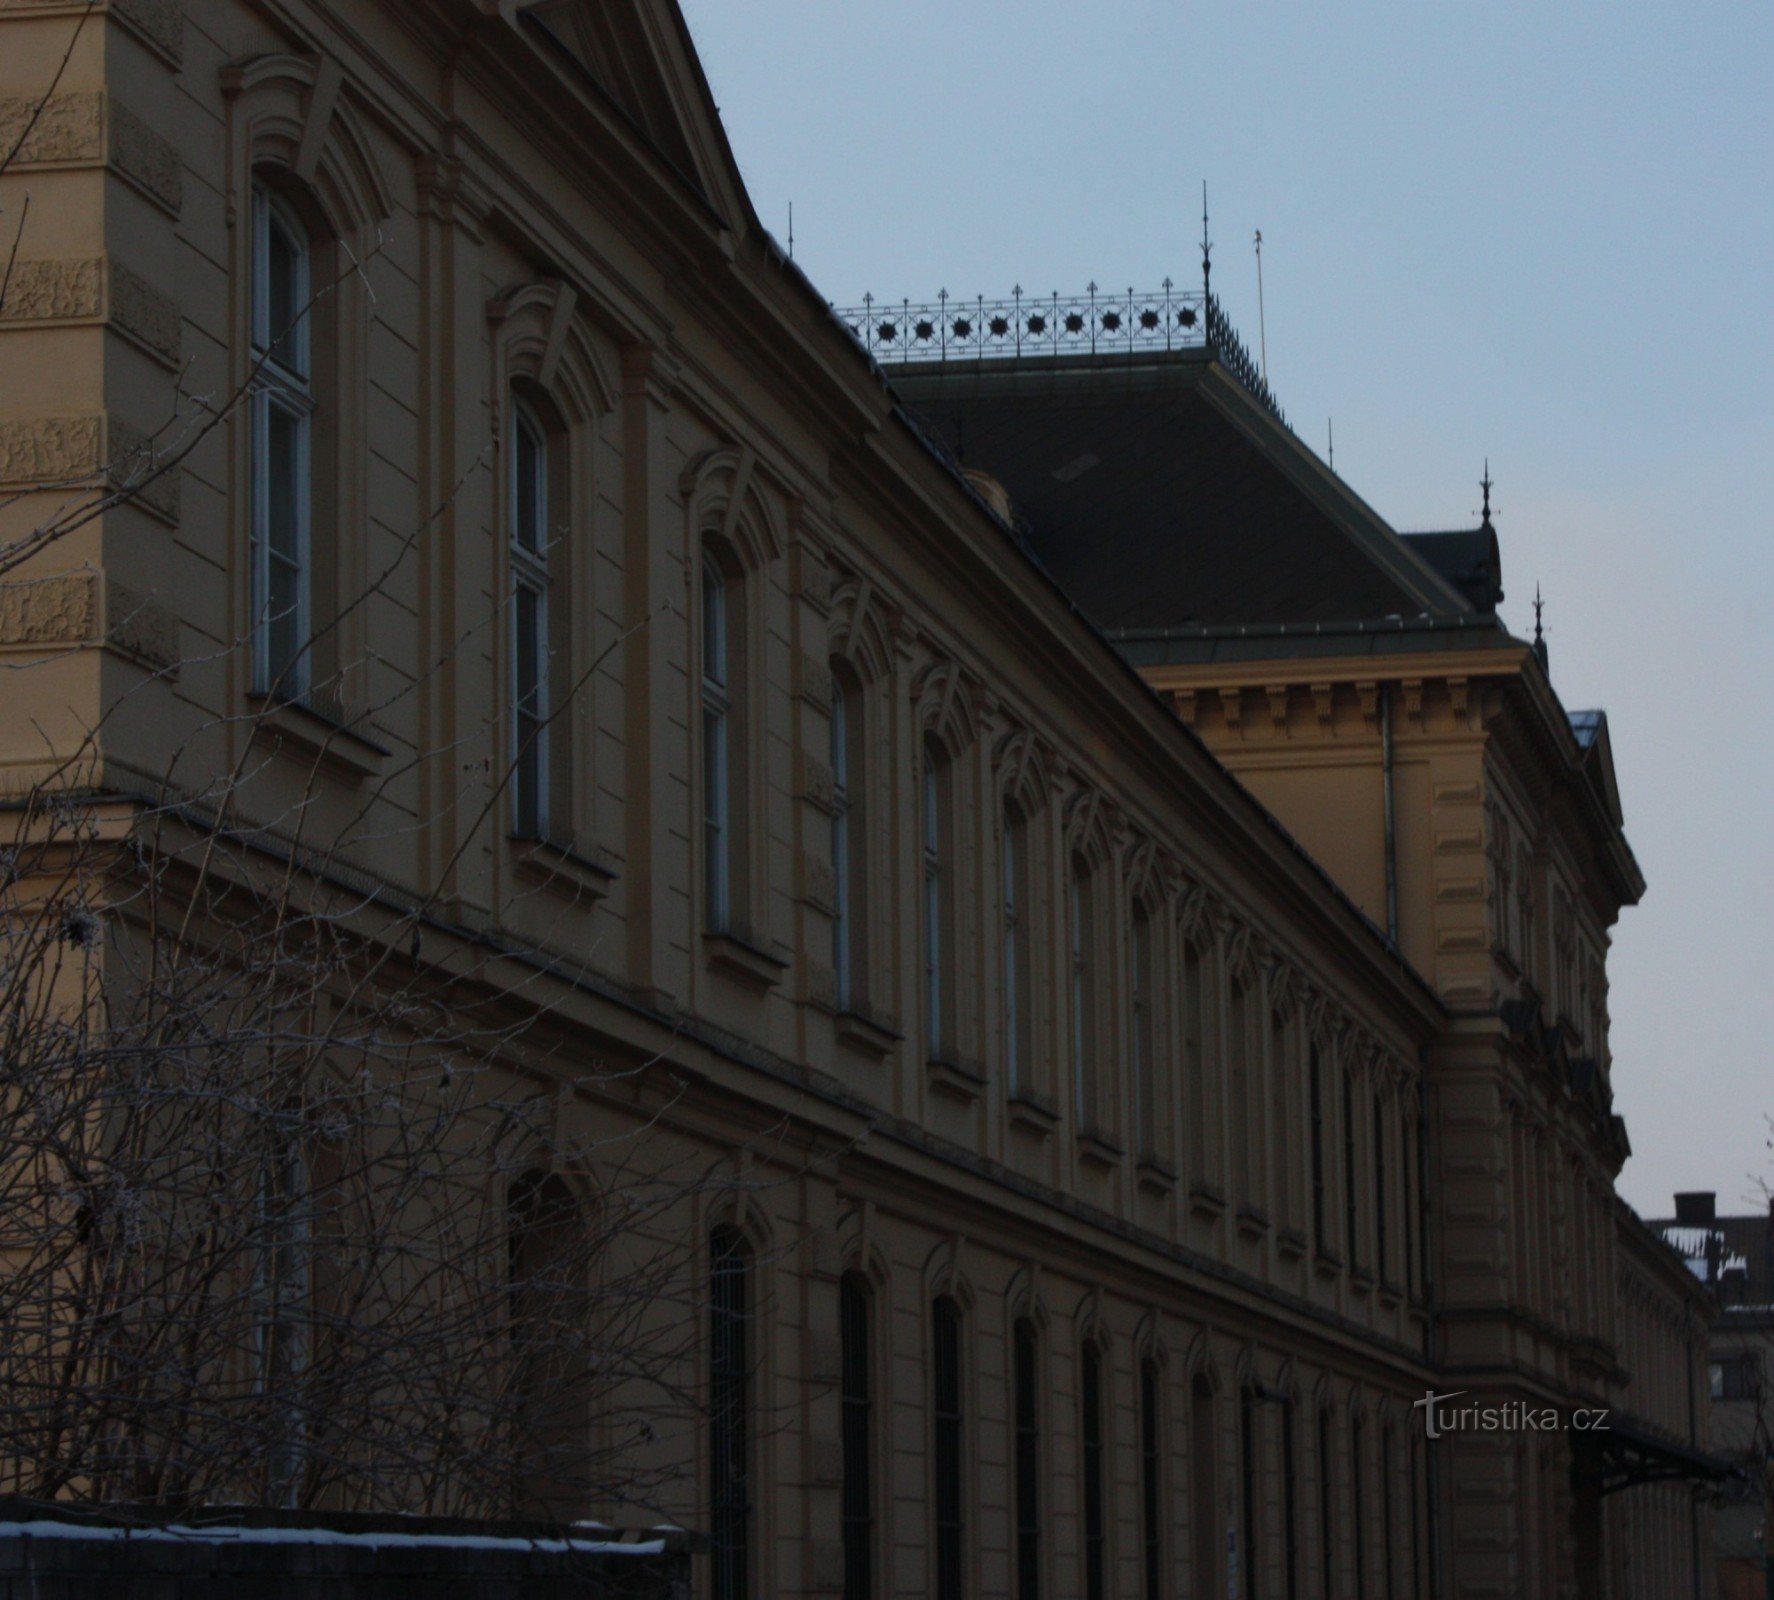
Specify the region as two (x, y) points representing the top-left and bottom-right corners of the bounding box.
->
(710, 1233), (750, 1600)
(267, 211), (305, 376)
(704, 707), (729, 928)
(841, 1277), (872, 1600)
(933, 1299), (964, 1600)
(514, 410), (544, 552)
(703, 565), (726, 689)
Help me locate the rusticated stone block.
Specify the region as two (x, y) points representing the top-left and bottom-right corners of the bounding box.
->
(0, 0), (183, 60)
(0, 415), (179, 524)
(0, 93), (181, 214)
(0, 569), (97, 647)
(105, 581), (179, 671)
(0, 258), (180, 365)
(0, 414), (104, 482)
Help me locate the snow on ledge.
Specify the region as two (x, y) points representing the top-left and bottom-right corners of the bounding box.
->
(0, 1520), (666, 1556)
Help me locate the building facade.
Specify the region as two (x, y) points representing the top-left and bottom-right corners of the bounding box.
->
(1650, 1193), (1774, 1599)
(0, 0), (1719, 1595)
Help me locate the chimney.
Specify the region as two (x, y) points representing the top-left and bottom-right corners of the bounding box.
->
(1674, 1191), (1716, 1227)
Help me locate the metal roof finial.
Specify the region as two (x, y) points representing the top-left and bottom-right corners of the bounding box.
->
(1481, 459), (1494, 527)
(1201, 181), (1213, 297)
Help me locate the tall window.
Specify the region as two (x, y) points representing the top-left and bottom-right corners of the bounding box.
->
(1183, 941), (1205, 1174)
(1351, 1416), (1367, 1598)
(1131, 906), (1157, 1157)
(1140, 1359), (1164, 1600)
(1069, 857), (1095, 1124)
(831, 673), (866, 1010)
(1240, 1384), (1260, 1600)
(702, 554), (733, 932)
(509, 393), (551, 839)
(840, 1274), (873, 1600)
(932, 1297), (965, 1600)
(254, 1140), (310, 1507)
(1343, 1071), (1360, 1270)
(250, 186), (313, 697)
(1081, 1340), (1106, 1600)
(1317, 1412), (1335, 1600)
(1373, 1094), (1389, 1281)
(1281, 1398), (1299, 1600)
(1003, 809), (1032, 1094)
(1013, 1319), (1041, 1600)
(1402, 1105), (1418, 1298)
(710, 1229), (751, 1600)
(1382, 1424), (1398, 1600)
(507, 1171), (590, 1517)
(1229, 978), (1252, 1200)
(922, 741), (953, 1059)
(1191, 1375), (1218, 1600)
(1309, 1046), (1328, 1254)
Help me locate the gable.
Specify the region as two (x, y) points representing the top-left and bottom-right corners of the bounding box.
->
(521, 0), (753, 230)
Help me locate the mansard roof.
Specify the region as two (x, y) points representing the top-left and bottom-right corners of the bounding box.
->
(891, 348), (1481, 636)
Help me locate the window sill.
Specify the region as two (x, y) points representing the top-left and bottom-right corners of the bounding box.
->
(1277, 1226), (1308, 1261)
(835, 1003), (900, 1062)
(1349, 1266), (1375, 1298)
(1189, 1181), (1227, 1222)
(1313, 1247), (1344, 1281)
(1136, 1153), (1178, 1196)
(1378, 1277), (1405, 1308)
(249, 691), (389, 781)
(703, 926), (789, 994)
(511, 836), (618, 903)
(1008, 1090), (1059, 1139)
(927, 1053), (985, 1106)
(1235, 1203), (1272, 1241)
(1076, 1125), (1123, 1171)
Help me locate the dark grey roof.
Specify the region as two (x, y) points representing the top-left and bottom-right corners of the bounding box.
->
(1400, 526), (1504, 612)
(892, 353), (1502, 643)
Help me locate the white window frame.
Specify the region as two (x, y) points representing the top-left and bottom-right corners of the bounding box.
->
(249, 185), (314, 699)
(508, 392), (551, 840)
(702, 555), (732, 932)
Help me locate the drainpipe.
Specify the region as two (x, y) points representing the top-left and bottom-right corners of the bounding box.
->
(1381, 684), (1399, 945)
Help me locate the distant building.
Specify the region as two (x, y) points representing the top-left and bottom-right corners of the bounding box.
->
(1650, 1192), (1774, 1599)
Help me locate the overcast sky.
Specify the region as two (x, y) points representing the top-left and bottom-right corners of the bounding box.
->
(679, 0), (1774, 1218)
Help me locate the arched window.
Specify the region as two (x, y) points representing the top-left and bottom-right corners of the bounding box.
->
(250, 186), (314, 698)
(1317, 1410), (1335, 1600)
(1182, 940), (1206, 1178)
(702, 551), (735, 933)
(508, 1171), (591, 1518)
(1281, 1396), (1300, 1600)
(1081, 1339), (1106, 1600)
(1002, 807), (1031, 1094)
(1239, 1382), (1261, 1600)
(509, 392), (554, 839)
(1013, 1318), (1041, 1600)
(1190, 1374), (1218, 1600)
(831, 670), (867, 1011)
(1228, 975), (1252, 1201)
(1373, 1091), (1390, 1283)
(1343, 1070), (1361, 1271)
(1351, 1414), (1367, 1598)
(840, 1273), (874, 1600)
(1382, 1423), (1398, 1600)
(1131, 904), (1157, 1159)
(1309, 1045), (1328, 1256)
(709, 1228), (752, 1599)
(1069, 855), (1096, 1124)
(1139, 1358), (1164, 1600)
(922, 740), (954, 1059)
(254, 1138), (311, 1507)
(931, 1295), (965, 1600)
